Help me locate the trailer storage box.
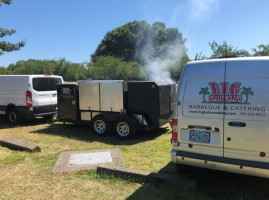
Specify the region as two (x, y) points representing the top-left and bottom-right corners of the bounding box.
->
(126, 81), (176, 128)
(78, 80), (124, 112)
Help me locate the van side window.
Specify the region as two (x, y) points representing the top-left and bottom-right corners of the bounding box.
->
(33, 78), (50, 91)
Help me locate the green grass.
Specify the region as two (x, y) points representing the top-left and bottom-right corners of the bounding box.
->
(1, 117), (269, 199)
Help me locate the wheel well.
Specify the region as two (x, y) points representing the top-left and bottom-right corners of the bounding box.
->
(6, 104), (17, 114)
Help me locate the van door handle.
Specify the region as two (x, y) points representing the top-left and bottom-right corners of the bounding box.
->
(228, 121), (246, 127)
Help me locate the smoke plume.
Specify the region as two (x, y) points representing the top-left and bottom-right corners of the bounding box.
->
(138, 32), (187, 84)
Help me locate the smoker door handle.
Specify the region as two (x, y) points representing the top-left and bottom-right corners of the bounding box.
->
(228, 121), (246, 127)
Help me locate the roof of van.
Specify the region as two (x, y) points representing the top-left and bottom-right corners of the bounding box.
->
(187, 56), (269, 65)
(0, 75), (62, 77)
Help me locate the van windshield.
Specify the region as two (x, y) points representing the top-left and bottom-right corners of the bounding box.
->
(33, 77), (62, 91)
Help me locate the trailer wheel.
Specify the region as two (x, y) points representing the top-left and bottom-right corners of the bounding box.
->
(91, 115), (112, 136)
(113, 116), (138, 139)
(7, 108), (20, 124)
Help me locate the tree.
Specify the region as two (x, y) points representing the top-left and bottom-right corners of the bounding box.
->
(170, 53), (189, 81)
(88, 56), (147, 80)
(92, 20), (187, 81)
(0, 0), (25, 56)
(241, 87), (254, 104)
(199, 87), (210, 103)
(194, 51), (207, 60)
(0, 66), (12, 74)
(209, 40), (250, 59)
(6, 58), (88, 81)
(252, 44), (269, 56)
(91, 20), (187, 64)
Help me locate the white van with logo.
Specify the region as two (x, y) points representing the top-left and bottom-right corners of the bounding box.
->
(0, 75), (63, 124)
(171, 57), (269, 178)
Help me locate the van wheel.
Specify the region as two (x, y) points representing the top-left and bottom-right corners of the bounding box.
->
(7, 109), (20, 124)
(91, 115), (112, 136)
(113, 116), (138, 139)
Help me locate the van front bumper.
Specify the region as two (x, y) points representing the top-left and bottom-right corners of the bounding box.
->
(171, 149), (269, 178)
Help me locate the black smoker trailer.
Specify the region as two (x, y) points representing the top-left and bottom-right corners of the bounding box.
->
(57, 80), (175, 139)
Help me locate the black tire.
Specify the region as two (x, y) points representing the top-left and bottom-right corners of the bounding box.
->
(91, 115), (112, 136)
(113, 116), (138, 139)
(45, 115), (55, 123)
(6, 108), (20, 124)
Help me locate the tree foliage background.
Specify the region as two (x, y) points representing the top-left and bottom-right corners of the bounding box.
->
(2, 58), (88, 81)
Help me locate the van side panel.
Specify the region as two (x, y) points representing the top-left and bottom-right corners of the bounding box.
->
(224, 60), (269, 163)
(177, 61), (225, 157)
(0, 76), (29, 107)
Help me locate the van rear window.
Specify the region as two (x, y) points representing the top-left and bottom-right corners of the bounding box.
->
(33, 78), (62, 91)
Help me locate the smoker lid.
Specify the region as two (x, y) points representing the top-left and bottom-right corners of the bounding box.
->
(154, 81), (175, 86)
(77, 80), (123, 84)
(126, 80), (175, 86)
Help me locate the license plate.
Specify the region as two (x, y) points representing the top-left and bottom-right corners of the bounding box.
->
(189, 130), (210, 143)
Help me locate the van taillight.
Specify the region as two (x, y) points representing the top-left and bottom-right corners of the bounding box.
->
(26, 91), (32, 107)
(172, 119), (178, 141)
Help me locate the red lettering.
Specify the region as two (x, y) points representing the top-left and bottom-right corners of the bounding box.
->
(229, 82), (241, 95)
(209, 96), (214, 101)
(237, 95), (242, 102)
(209, 82), (220, 95)
(220, 82), (229, 95)
(226, 96), (232, 102)
(218, 95), (224, 102)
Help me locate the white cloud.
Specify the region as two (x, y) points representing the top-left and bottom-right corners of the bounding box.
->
(189, 0), (220, 21)
(170, 0), (220, 26)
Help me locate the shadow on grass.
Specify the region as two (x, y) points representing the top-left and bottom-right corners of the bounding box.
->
(0, 115), (50, 130)
(30, 122), (170, 146)
(127, 162), (269, 200)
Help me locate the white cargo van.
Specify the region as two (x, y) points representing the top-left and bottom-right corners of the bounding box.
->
(0, 75), (63, 124)
(171, 57), (269, 178)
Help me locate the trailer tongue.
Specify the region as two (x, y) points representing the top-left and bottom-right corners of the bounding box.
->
(57, 80), (175, 139)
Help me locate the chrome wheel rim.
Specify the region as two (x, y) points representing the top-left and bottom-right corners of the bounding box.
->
(117, 122), (130, 137)
(94, 120), (106, 134)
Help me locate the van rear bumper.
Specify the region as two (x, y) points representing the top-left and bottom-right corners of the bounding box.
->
(32, 105), (58, 116)
(172, 150), (269, 178)
(17, 105), (58, 117)
(171, 150), (269, 170)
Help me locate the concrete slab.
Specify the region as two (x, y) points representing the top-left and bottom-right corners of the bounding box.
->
(69, 152), (113, 166)
(0, 136), (41, 152)
(53, 148), (123, 173)
(97, 164), (197, 191)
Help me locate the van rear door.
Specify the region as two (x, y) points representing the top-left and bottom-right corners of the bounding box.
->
(224, 59), (269, 163)
(48, 77), (62, 105)
(31, 77), (62, 112)
(178, 61), (225, 157)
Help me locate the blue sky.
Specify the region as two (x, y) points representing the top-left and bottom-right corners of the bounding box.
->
(1, 0), (269, 67)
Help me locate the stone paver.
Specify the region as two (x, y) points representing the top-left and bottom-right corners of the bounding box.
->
(53, 148), (123, 172)
(0, 136), (41, 152)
